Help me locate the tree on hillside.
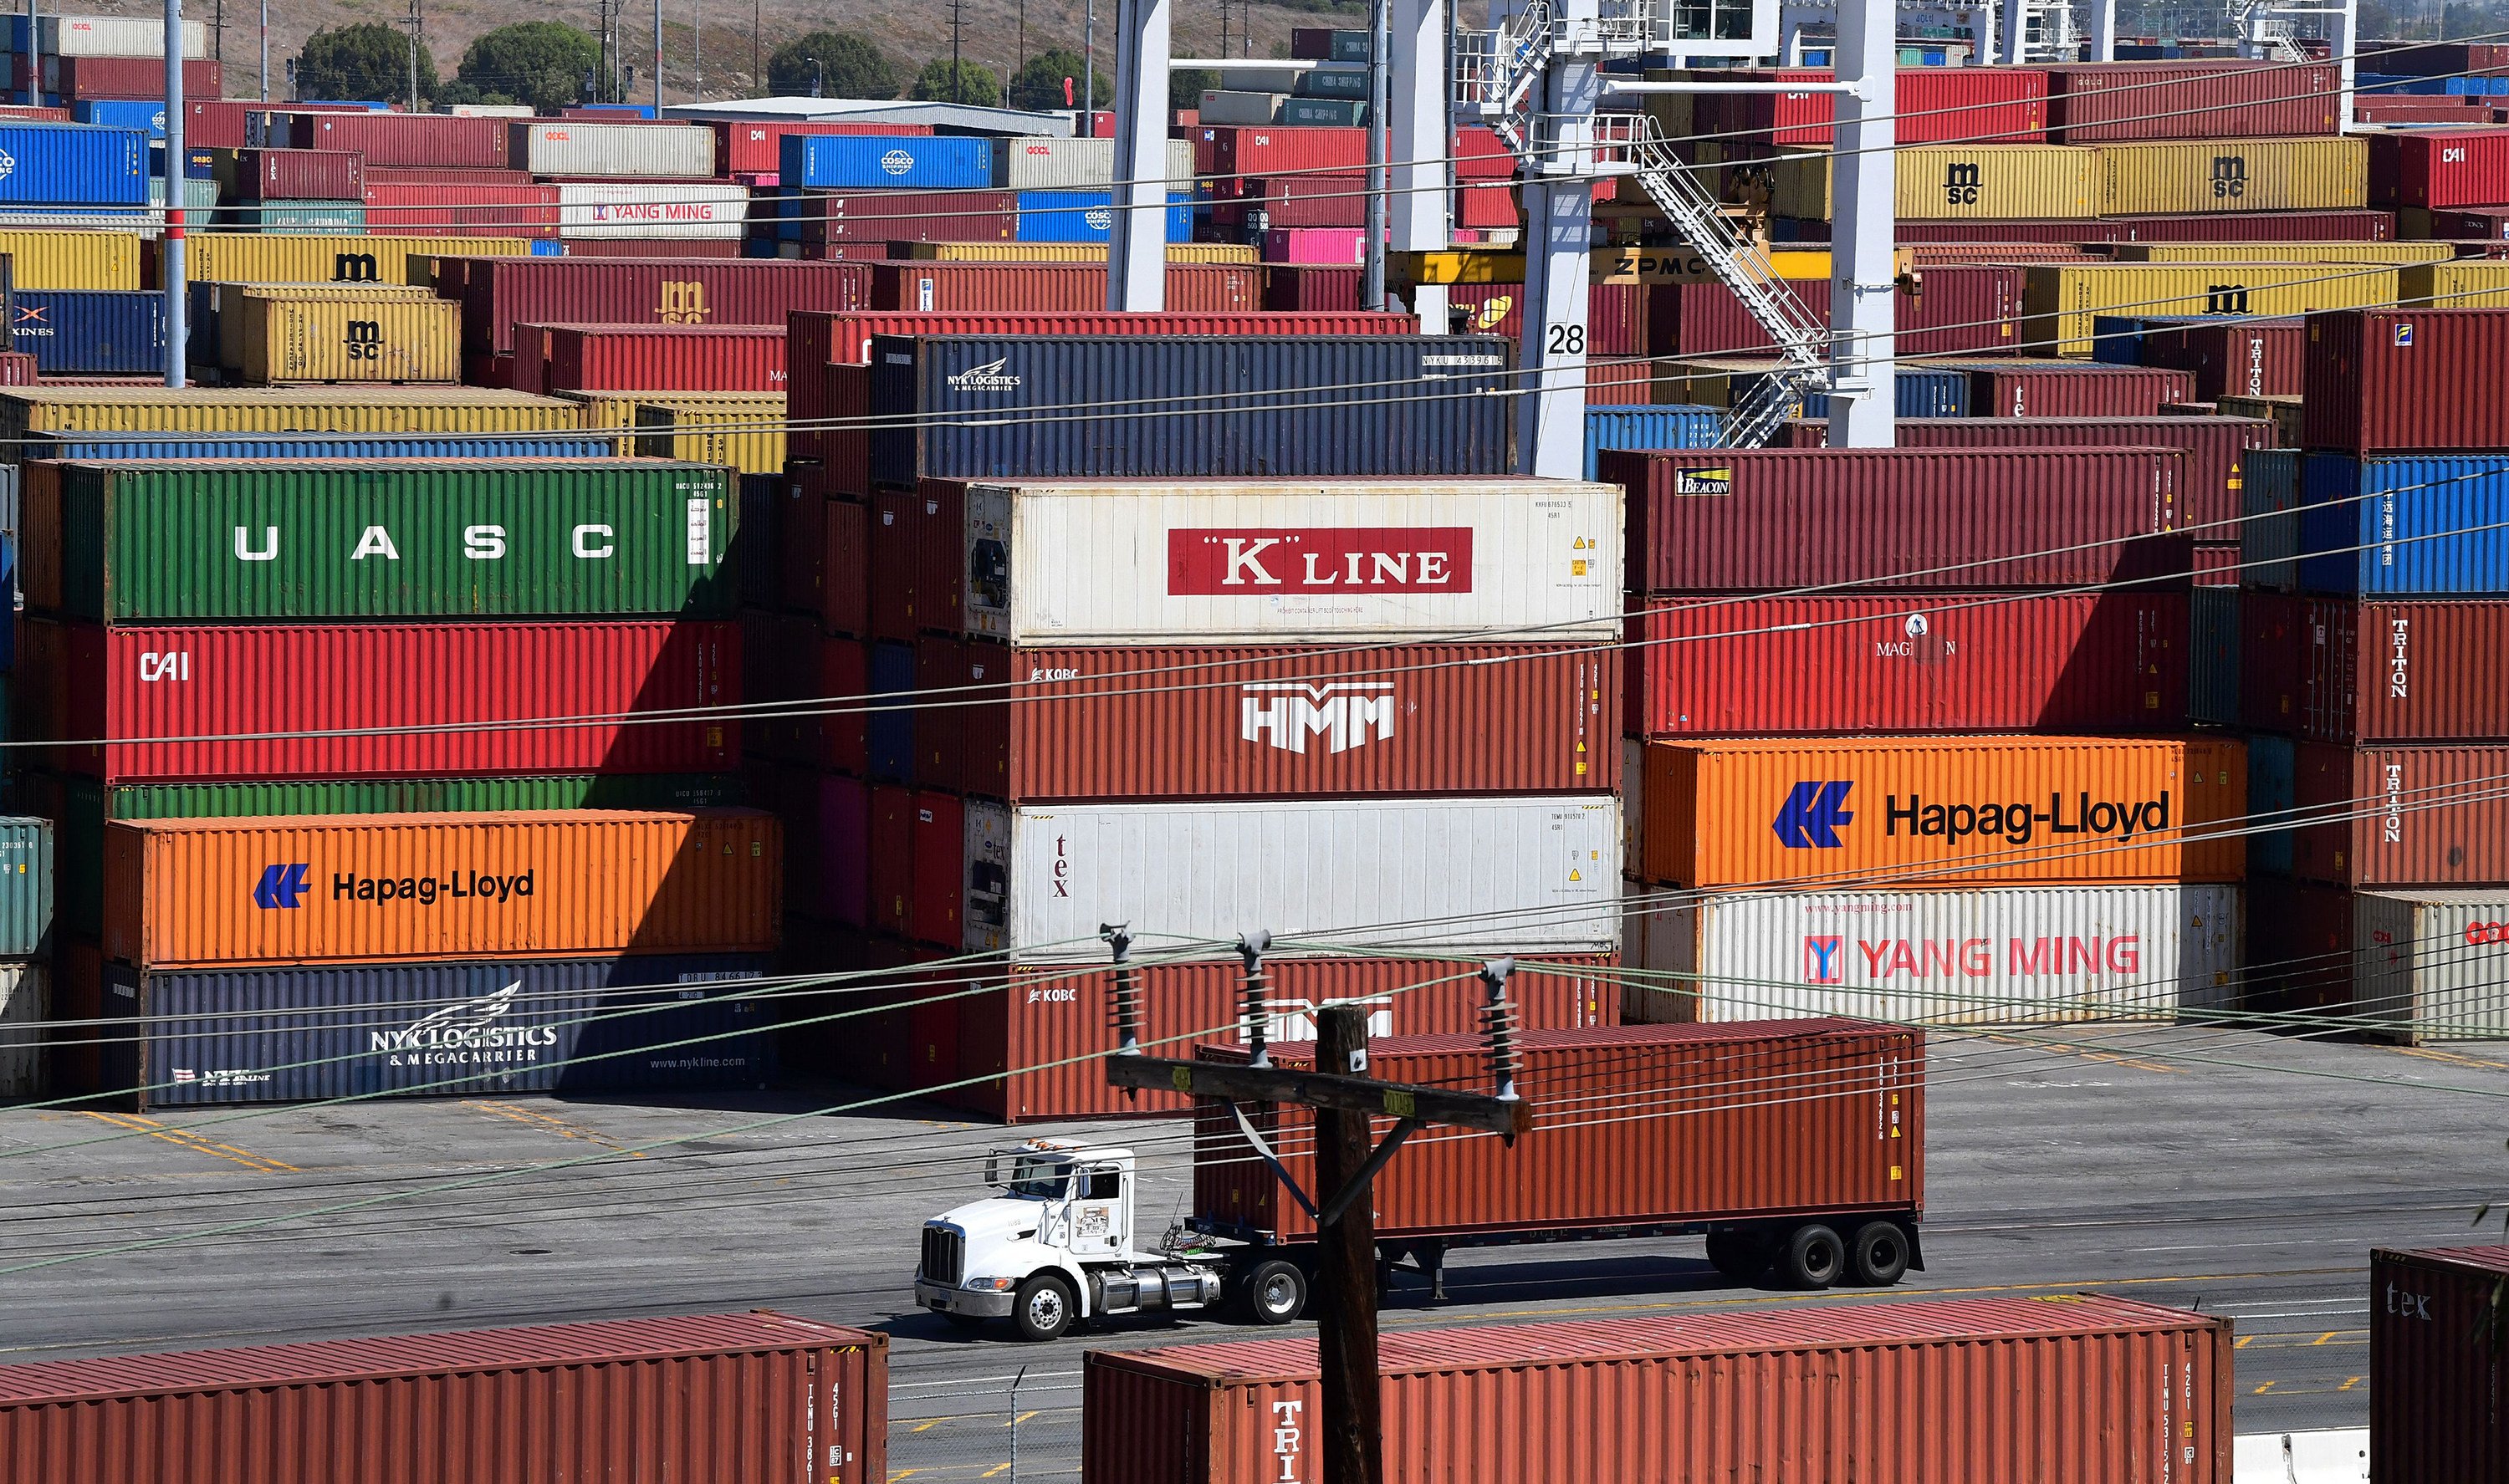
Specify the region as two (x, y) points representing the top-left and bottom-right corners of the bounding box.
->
(295, 23), (436, 105)
(1007, 47), (1087, 111)
(765, 31), (899, 99)
(444, 22), (606, 110)
(911, 57), (1000, 106)
(1171, 67), (1215, 110)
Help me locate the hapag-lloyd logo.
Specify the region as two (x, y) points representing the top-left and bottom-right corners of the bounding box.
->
(1240, 681), (1394, 755)
(1168, 528), (1473, 594)
(947, 356), (1022, 390)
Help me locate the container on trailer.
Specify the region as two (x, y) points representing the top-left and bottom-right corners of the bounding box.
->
(442, 257), (869, 355)
(101, 808), (779, 967)
(1768, 144), (2098, 221)
(2302, 309), (2509, 452)
(1888, 414), (2269, 528)
(2093, 138), (2368, 215)
(8, 289), (161, 375)
(1625, 885), (2240, 1024)
(1014, 189), (1194, 243)
(509, 120), (713, 177)
(1634, 734), (2248, 888)
(2374, 130), (2509, 209)
(2373, 1245), (2509, 1484)
(0, 228), (139, 288)
(2045, 59), (2339, 140)
(867, 262), (1260, 313)
(1602, 447), (2190, 594)
(2021, 263), (2402, 357)
(235, 293), (460, 383)
(0, 1312), (884, 1484)
(17, 617), (739, 782)
(795, 188), (1016, 243)
(2245, 598), (2509, 743)
(171, 232), (529, 287)
(359, 181), (561, 237)
(0, 385), (596, 462)
(2350, 895), (2509, 1043)
(2295, 453), (2509, 594)
(2288, 742), (2509, 885)
(633, 394), (786, 477)
(531, 323), (784, 393)
(1081, 1295), (2230, 1484)
(1626, 592), (2190, 737)
(0, 121), (145, 206)
(23, 457), (735, 621)
(868, 335), (1511, 487)
(227, 146), (364, 202)
(784, 135), (993, 190)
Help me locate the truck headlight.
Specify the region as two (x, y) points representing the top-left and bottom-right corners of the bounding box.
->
(963, 1277), (1017, 1292)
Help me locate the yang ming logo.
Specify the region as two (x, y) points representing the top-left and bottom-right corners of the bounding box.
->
(253, 863), (312, 909)
(1773, 781), (1855, 849)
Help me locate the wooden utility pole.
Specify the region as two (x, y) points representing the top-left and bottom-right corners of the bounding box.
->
(1311, 1005), (1385, 1484)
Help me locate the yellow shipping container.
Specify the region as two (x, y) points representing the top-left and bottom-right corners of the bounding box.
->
(179, 233), (531, 286)
(632, 395), (787, 477)
(2106, 241), (2453, 264)
(2400, 260), (2509, 308)
(2092, 139), (2367, 217)
(0, 387), (594, 462)
(238, 295), (462, 384)
(892, 242), (1261, 263)
(207, 283), (436, 375)
(1771, 145), (2099, 222)
(0, 229), (141, 288)
(2021, 263), (2402, 357)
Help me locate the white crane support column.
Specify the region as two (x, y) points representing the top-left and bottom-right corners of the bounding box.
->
(2326, 0), (2358, 131)
(1827, 0), (1893, 447)
(1106, 0), (1171, 310)
(1516, 15), (1598, 479)
(1999, 0), (2030, 65)
(1970, 4), (1999, 65)
(162, 0), (188, 386)
(2087, 0), (2117, 60)
(1390, 0), (1449, 331)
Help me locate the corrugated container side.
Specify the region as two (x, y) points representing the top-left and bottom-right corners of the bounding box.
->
(2291, 743), (2509, 886)
(796, 309), (1415, 370)
(1693, 66), (2047, 145)
(633, 395), (787, 477)
(2257, 599), (2509, 743)
(2297, 453), (2509, 594)
(0, 817), (52, 959)
(2373, 1247), (2509, 1484)
(713, 119), (936, 176)
(360, 181), (562, 237)
(512, 120), (714, 177)
(232, 147), (365, 202)
(553, 181), (748, 239)
(203, 284), (434, 375)
(238, 295), (461, 383)
(1767, 144), (2098, 220)
(2093, 138), (2368, 215)
(542, 324), (785, 392)
(1965, 362), (2195, 416)
(450, 258), (869, 355)
(2022, 264), (2402, 357)
(2047, 60), (2340, 140)
(2351, 895), (2509, 1043)
(2375, 130), (2509, 208)
(2136, 318), (2306, 400)
(292, 111), (512, 167)
(2240, 449), (2302, 591)
(0, 229), (141, 289)
(784, 135), (993, 190)
(2302, 309), (2509, 453)
(171, 233), (531, 287)
(0, 386), (595, 464)
(2190, 585), (2241, 725)
(9, 289), (163, 375)
(798, 188), (1016, 244)
(867, 262), (1261, 314)
(0, 121), (146, 205)
(2398, 262), (2509, 311)
(1892, 413), (2264, 529)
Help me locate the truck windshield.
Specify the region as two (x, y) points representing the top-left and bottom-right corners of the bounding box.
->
(1003, 1155), (1071, 1200)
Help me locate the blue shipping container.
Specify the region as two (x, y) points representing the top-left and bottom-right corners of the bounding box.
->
(0, 815), (45, 956)
(23, 436), (616, 462)
(74, 99), (167, 137)
(867, 639), (916, 782)
(1014, 189), (1193, 243)
(2297, 453), (2509, 594)
(1583, 405), (1721, 481)
(0, 122), (148, 205)
(2247, 732), (2296, 875)
(0, 531), (13, 674)
(1730, 365), (1970, 420)
(104, 956), (779, 1109)
(11, 288), (166, 375)
(782, 135), (994, 190)
(867, 334), (1514, 485)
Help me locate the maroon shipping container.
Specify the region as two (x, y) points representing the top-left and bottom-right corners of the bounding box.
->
(362, 181), (560, 237)
(34, 54), (221, 99)
(2244, 875), (2358, 1011)
(2422, 207), (2509, 240)
(2193, 542), (2241, 584)
(1965, 360), (2196, 417)
(2246, 598), (2509, 743)
(823, 497), (869, 635)
(1888, 414), (2271, 529)
(713, 119), (933, 176)
(1898, 263), (2030, 354)
(926, 954), (1620, 1121)
(2044, 61), (2342, 140)
(291, 110), (511, 168)
(2302, 307), (2509, 452)
(1644, 278), (1827, 355)
(2372, 130), (2509, 210)
(866, 783), (912, 936)
(1903, 242), (2099, 263)
(442, 257), (871, 356)
(2373, 1246), (2509, 1484)
(365, 166), (537, 186)
(870, 262), (1263, 313)
(1868, 211), (2398, 243)
(1081, 1294), (2230, 1484)
(1693, 66), (2047, 146)
(1196, 1021), (1920, 1247)
(866, 484), (961, 640)
(791, 307), (1417, 368)
(1602, 446), (2190, 594)
(914, 635), (968, 792)
(231, 147), (365, 204)
(2241, 590), (2304, 732)
(1244, 172), (1368, 228)
(559, 237), (748, 259)
(1585, 358), (1653, 403)
(1208, 125), (1367, 191)
(1263, 265), (1361, 312)
(2290, 742), (2509, 885)
(1628, 592), (2188, 737)
(15, 616), (738, 783)
(789, 189), (1015, 244)
(0, 1312), (887, 1484)
(948, 641), (1617, 800)
(524, 323), (787, 394)
(2134, 317), (2305, 400)
(181, 100), (249, 147)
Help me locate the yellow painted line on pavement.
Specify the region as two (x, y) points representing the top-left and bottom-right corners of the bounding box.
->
(2394, 1045), (2509, 1072)
(1981, 1033), (2185, 1076)
(461, 1099), (646, 1159)
(79, 1111), (299, 1173)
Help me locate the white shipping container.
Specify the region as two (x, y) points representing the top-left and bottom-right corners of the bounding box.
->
(1623, 885), (2242, 1024)
(511, 121), (715, 178)
(963, 478), (1624, 643)
(996, 135), (1198, 190)
(554, 181), (749, 238)
(1198, 90), (1286, 126)
(0, 962), (46, 1099)
(29, 14), (207, 55)
(963, 795), (1622, 961)
(2353, 890), (2509, 1043)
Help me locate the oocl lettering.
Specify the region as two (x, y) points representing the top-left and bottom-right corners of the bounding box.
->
(1239, 681), (1396, 755)
(1167, 528), (1474, 594)
(1883, 791), (2173, 846)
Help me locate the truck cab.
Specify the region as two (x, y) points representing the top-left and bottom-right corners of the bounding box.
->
(913, 1138), (1226, 1341)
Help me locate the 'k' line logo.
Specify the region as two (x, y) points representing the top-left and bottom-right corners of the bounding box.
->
(1773, 781), (1855, 849)
(254, 863), (312, 909)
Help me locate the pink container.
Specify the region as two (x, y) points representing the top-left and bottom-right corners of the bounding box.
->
(1262, 227), (1364, 264)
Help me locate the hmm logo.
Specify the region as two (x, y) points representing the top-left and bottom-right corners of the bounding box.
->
(254, 863), (312, 910)
(881, 148), (917, 176)
(946, 356), (1022, 390)
(657, 280), (709, 324)
(1940, 161), (1981, 206)
(1239, 681), (1395, 755)
(1773, 780), (1856, 849)
(2210, 155), (2247, 199)
(1803, 935), (1845, 984)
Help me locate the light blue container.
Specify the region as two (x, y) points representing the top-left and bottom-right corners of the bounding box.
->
(782, 134), (993, 190)
(2247, 733), (2296, 876)
(1583, 405), (1721, 481)
(2241, 448), (2302, 593)
(1014, 190), (1193, 243)
(2297, 453), (2509, 595)
(0, 122), (147, 206)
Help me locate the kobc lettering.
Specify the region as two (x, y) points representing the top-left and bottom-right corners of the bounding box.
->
(1270, 1400), (1306, 1484)
(1168, 528), (1474, 594)
(1240, 681), (1396, 755)
(1883, 791), (2173, 845)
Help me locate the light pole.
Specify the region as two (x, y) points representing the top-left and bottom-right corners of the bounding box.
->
(162, 0), (187, 386)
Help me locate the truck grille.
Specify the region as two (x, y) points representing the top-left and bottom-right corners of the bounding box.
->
(921, 1226), (963, 1286)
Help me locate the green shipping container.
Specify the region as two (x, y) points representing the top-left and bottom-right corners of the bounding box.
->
(26, 772), (744, 939)
(31, 458), (738, 620)
(0, 817), (53, 959)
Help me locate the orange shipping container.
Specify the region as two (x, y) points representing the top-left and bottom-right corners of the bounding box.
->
(103, 811), (780, 968)
(1638, 736), (2246, 889)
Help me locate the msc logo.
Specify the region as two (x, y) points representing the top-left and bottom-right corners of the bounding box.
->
(343, 319), (382, 361)
(1773, 780), (1856, 849)
(330, 252), (381, 282)
(254, 863), (312, 910)
(1239, 681), (1395, 755)
(1803, 936), (1846, 985)
(946, 356), (1022, 390)
(657, 280), (709, 324)
(1940, 161), (1981, 207)
(881, 148), (917, 176)
(2210, 155), (2247, 200)
(2204, 283), (2249, 315)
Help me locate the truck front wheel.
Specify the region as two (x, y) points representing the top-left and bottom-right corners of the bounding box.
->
(1240, 1260), (1308, 1325)
(1011, 1275), (1078, 1342)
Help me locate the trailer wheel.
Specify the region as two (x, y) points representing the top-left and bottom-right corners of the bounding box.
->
(1703, 1232), (1768, 1283)
(1779, 1224), (1846, 1290)
(1849, 1221), (1912, 1287)
(1241, 1260), (1308, 1326)
(1011, 1274), (1077, 1342)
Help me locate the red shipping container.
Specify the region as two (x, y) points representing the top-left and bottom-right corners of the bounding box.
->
(866, 783), (913, 936)
(1449, 282), (1642, 354)
(2373, 1246), (2509, 1484)
(1602, 446), (2190, 594)
(18, 617), (738, 783)
(823, 496), (870, 636)
(1644, 278), (1827, 355)
(2303, 307), (2509, 452)
(365, 166), (536, 186)
(930, 953), (1621, 1121)
(1453, 125), (1515, 178)
(2373, 130), (2509, 210)
(869, 262), (1264, 313)
(229, 147), (364, 203)
(2290, 742), (2509, 885)
(913, 635), (967, 792)
(0, 352), (36, 385)
(1696, 66), (2047, 145)
(793, 189), (1015, 244)
(0, 1312), (887, 1484)
(869, 485), (965, 640)
(820, 635), (869, 774)
(1245, 172), (1367, 228)
(1888, 414), (2273, 528)
(2241, 875), (2358, 1011)
(37, 54), (222, 99)
(774, 478), (827, 620)
(1584, 357), (1653, 403)
(2423, 207), (2509, 240)
(1965, 360), (2195, 418)
(713, 119), (933, 176)
(361, 181), (561, 237)
(1458, 180), (1518, 227)
(1081, 1295), (2229, 1484)
(1901, 263), (2028, 354)
(2044, 60), (2341, 140)
(290, 110), (512, 168)
(539, 323), (786, 393)
(2133, 317), (2305, 400)
(1628, 592), (2189, 737)
(445, 258), (870, 355)
(810, 773), (870, 925)
(907, 789), (964, 946)
(1208, 125), (1367, 192)
(2249, 598), (2509, 743)
(1262, 264), (1360, 312)
(558, 237), (747, 259)
(2193, 543), (2241, 584)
